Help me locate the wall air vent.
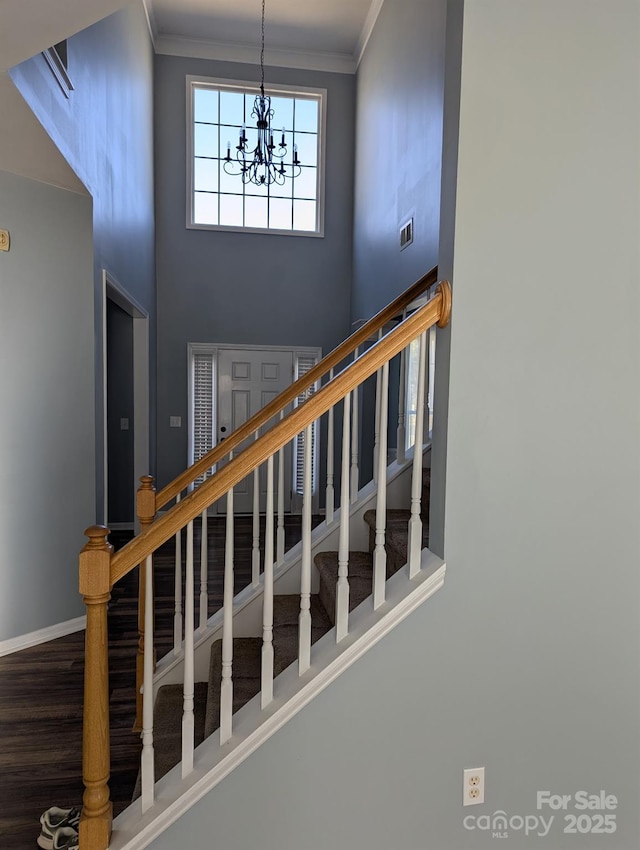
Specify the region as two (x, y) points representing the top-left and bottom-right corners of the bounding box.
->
(400, 218), (414, 250)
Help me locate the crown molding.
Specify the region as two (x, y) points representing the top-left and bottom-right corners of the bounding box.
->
(155, 34), (356, 74)
(355, 0), (385, 68)
(141, 0), (158, 48)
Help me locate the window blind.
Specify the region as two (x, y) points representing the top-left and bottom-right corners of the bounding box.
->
(293, 353), (319, 495)
(192, 351), (214, 485)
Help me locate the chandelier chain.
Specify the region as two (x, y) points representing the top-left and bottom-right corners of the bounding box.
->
(260, 0), (265, 94)
(223, 0), (302, 186)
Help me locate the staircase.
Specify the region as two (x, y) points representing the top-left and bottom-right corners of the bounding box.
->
(77, 269), (451, 850)
(135, 469), (431, 793)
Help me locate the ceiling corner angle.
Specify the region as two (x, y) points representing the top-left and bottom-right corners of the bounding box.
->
(355, 0), (385, 68)
(141, 0), (158, 48)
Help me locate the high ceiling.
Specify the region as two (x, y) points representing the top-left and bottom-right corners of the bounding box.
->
(0, 0), (380, 191)
(148, 0), (381, 68)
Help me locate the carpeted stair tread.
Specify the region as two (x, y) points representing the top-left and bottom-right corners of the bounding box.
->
(386, 524), (430, 574)
(203, 598), (335, 734)
(210, 636), (263, 679)
(314, 551), (374, 626)
(132, 681), (208, 799)
(363, 508), (412, 530)
(154, 681), (208, 740)
(272, 593), (332, 629)
(204, 638), (263, 738)
(362, 509), (430, 575)
(272, 594), (333, 674)
(363, 465), (429, 527)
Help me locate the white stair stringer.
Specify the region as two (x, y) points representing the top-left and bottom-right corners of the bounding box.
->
(109, 548), (445, 850)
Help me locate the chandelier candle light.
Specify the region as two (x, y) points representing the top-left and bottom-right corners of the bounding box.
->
(223, 0), (301, 186)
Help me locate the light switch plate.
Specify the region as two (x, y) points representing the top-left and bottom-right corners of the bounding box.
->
(170, 416), (182, 428)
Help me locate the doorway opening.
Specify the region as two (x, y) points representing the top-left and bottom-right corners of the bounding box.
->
(102, 271), (150, 530)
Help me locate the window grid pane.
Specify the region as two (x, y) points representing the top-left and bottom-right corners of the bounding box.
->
(191, 83), (321, 233)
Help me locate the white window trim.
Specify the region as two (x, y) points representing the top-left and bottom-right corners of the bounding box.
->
(186, 75), (327, 238)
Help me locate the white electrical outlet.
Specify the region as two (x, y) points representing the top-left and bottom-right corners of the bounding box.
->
(463, 767), (485, 806)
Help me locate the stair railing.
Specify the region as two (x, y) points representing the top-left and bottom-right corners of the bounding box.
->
(155, 265), (438, 512)
(78, 278), (449, 849)
(131, 265), (438, 725)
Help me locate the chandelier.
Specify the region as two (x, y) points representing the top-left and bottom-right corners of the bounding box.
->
(223, 0), (301, 187)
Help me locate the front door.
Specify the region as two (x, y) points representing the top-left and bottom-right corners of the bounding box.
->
(217, 348), (294, 513)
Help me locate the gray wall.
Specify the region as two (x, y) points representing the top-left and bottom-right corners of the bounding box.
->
(438, 1), (640, 846)
(10, 2), (156, 518)
(148, 1), (640, 847)
(351, 0), (446, 323)
(154, 55), (354, 488)
(0, 171), (95, 641)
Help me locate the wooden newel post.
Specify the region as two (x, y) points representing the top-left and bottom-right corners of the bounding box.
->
(137, 475), (157, 530)
(79, 525), (113, 850)
(134, 476), (156, 733)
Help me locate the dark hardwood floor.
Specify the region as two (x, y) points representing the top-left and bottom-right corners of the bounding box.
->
(0, 515), (316, 850)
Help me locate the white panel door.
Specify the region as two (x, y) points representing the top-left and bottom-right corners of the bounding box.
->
(217, 348), (294, 513)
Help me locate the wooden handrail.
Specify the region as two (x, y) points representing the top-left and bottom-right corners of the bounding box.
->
(155, 265), (438, 509)
(111, 281), (450, 586)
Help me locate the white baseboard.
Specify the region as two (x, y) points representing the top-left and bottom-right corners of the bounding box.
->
(0, 615), (86, 658)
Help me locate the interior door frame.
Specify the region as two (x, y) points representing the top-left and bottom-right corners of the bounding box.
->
(188, 342), (321, 515)
(102, 269), (150, 530)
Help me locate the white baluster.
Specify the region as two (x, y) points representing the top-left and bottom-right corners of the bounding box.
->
(408, 331), (428, 578)
(373, 362), (389, 609)
(325, 368), (335, 524)
(276, 410), (285, 563)
(373, 330), (383, 484)
(335, 392), (351, 641)
(174, 493), (183, 655)
(252, 431), (260, 587)
(261, 454), (275, 708)
(397, 321), (408, 464)
(140, 553), (155, 812)
(350, 348), (360, 503)
(182, 521), (195, 776)
(199, 507), (208, 630)
(298, 423), (313, 675)
(220, 478), (234, 744)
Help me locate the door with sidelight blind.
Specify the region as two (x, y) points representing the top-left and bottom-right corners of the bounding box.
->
(189, 345), (321, 514)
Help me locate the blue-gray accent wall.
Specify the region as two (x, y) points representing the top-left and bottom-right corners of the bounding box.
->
(351, 0), (446, 488)
(154, 55), (355, 488)
(352, 0), (446, 322)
